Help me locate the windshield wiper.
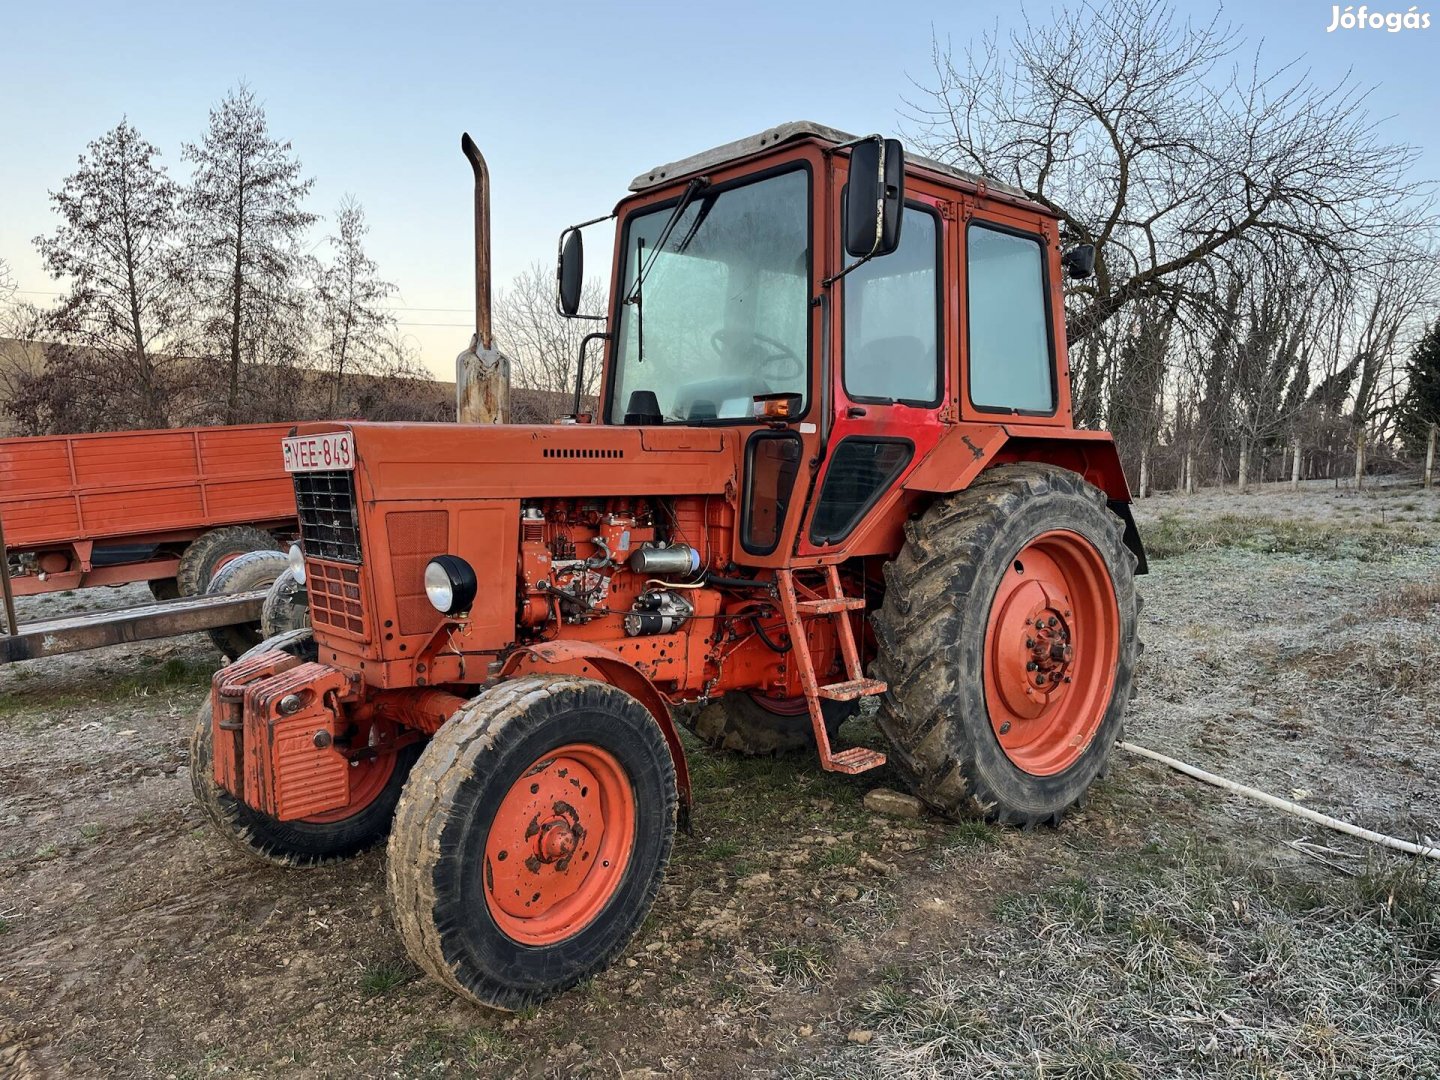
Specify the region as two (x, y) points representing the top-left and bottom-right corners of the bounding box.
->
(625, 178), (710, 363)
(624, 176), (710, 307)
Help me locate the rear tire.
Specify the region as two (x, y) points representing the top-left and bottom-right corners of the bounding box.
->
(190, 629), (419, 867)
(871, 465), (1139, 826)
(205, 549), (289, 660)
(679, 692), (856, 756)
(387, 675), (677, 1011)
(176, 525), (281, 598)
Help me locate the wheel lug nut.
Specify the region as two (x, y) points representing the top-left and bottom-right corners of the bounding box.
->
(1026, 661), (1037, 671)
(1035, 675), (1046, 687)
(1047, 616), (1058, 627)
(1000, 721), (1011, 734)
(1035, 619), (1045, 630)
(1026, 638), (1035, 649)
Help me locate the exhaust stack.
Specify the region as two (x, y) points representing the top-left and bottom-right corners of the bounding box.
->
(455, 133), (510, 424)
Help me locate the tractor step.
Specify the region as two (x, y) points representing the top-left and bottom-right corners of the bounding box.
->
(820, 746), (888, 774)
(795, 596), (865, 614)
(816, 678), (887, 701)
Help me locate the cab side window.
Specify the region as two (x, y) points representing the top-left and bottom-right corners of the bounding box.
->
(966, 224), (1054, 413)
(842, 205), (940, 405)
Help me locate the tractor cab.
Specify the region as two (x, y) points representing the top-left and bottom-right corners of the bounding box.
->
(558, 122), (1095, 566)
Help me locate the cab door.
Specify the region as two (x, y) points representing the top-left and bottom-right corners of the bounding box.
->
(797, 182), (952, 558)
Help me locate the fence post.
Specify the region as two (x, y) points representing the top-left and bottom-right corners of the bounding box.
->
(1291, 436), (1302, 490)
(1426, 423), (1437, 491)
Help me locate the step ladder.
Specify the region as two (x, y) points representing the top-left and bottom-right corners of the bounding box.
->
(776, 566), (887, 774)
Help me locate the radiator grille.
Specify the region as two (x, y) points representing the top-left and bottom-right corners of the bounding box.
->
(294, 470), (361, 563)
(386, 511), (448, 635)
(307, 560), (366, 640)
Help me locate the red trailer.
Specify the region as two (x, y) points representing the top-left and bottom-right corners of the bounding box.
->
(0, 423), (297, 601)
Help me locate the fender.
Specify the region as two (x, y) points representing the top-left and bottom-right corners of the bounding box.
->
(500, 640), (693, 827)
(903, 423), (1148, 573)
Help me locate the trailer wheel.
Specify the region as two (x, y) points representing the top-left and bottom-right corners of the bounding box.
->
(149, 578), (180, 602)
(871, 465), (1140, 827)
(190, 631), (421, 867)
(680, 692), (856, 756)
(205, 549), (289, 660)
(176, 525), (281, 598)
(260, 567), (310, 639)
(387, 675), (677, 1011)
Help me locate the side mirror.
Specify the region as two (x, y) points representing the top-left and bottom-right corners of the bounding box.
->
(557, 228), (584, 315)
(1061, 244), (1096, 280)
(844, 137), (905, 259)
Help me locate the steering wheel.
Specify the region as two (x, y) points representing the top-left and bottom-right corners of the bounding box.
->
(710, 329), (803, 381)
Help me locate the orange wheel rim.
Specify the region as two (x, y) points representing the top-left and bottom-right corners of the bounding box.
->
(484, 744), (636, 946)
(983, 529), (1118, 777)
(300, 751), (396, 824)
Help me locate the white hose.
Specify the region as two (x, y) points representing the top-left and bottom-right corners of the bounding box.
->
(1118, 741), (1440, 862)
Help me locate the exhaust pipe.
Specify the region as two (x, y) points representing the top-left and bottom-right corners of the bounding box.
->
(455, 132), (510, 424)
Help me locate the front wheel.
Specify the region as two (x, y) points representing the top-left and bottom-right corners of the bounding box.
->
(872, 465), (1140, 826)
(387, 676), (677, 1011)
(189, 630), (420, 866)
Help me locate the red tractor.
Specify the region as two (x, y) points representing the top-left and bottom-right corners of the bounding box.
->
(193, 123), (1144, 1010)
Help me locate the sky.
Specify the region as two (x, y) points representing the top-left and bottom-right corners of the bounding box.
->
(2, 0), (1436, 380)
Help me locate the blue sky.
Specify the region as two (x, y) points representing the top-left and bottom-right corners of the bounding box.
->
(2, 0), (1435, 377)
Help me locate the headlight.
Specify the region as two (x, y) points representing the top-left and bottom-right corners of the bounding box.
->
(425, 555), (477, 615)
(287, 543), (306, 585)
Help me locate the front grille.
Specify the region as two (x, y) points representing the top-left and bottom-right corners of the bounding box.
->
(294, 470), (361, 563)
(307, 560), (367, 639)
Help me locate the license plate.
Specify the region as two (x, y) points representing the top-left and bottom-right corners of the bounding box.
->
(283, 431), (355, 472)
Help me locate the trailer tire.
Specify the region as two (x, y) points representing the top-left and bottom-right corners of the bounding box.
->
(190, 630), (421, 867)
(149, 578), (180, 602)
(260, 567), (310, 640)
(679, 693), (856, 756)
(871, 464), (1139, 827)
(387, 675), (677, 1011)
(205, 549), (289, 660)
(176, 525), (281, 598)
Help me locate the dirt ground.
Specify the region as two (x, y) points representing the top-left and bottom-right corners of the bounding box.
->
(3, 476), (1439, 1079)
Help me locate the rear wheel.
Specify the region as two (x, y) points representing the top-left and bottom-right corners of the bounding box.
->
(680, 692), (855, 756)
(189, 630), (420, 866)
(387, 675), (677, 1011)
(176, 525), (281, 598)
(871, 465), (1139, 826)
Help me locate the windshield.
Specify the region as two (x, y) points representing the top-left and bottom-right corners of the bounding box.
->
(608, 168), (810, 424)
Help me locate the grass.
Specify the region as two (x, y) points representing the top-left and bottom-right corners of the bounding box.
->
(114, 656), (216, 696)
(1145, 512), (1430, 562)
(360, 958), (414, 996)
(796, 841), (1440, 1079)
(766, 941), (832, 986)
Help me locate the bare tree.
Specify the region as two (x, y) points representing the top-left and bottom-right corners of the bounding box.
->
(910, 0), (1430, 396)
(185, 84), (316, 424)
(27, 120), (191, 431)
(312, 196), (394, 414)
(493, 261), (605, 406)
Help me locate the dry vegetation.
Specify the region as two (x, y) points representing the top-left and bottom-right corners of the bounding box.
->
(2, 478), (1439, 1078)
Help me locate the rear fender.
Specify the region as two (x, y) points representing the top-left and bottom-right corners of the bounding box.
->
(904, 425), (1147, 573)
(500, 641), (692, 827)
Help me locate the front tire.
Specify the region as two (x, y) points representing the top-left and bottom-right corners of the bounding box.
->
(872, 465), (1139, 826)
(387, 675), (677, 1011)
(189, 630), (419, 866)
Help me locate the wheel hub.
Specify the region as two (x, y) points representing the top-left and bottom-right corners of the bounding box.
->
(484, 744), (636, 945)
(983, 531), (1120, 777)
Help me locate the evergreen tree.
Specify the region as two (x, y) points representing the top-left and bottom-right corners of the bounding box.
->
(1397, 321), (1440, 456)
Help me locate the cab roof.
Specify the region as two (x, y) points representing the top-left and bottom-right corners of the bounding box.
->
(628, 120), (1029, 203)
